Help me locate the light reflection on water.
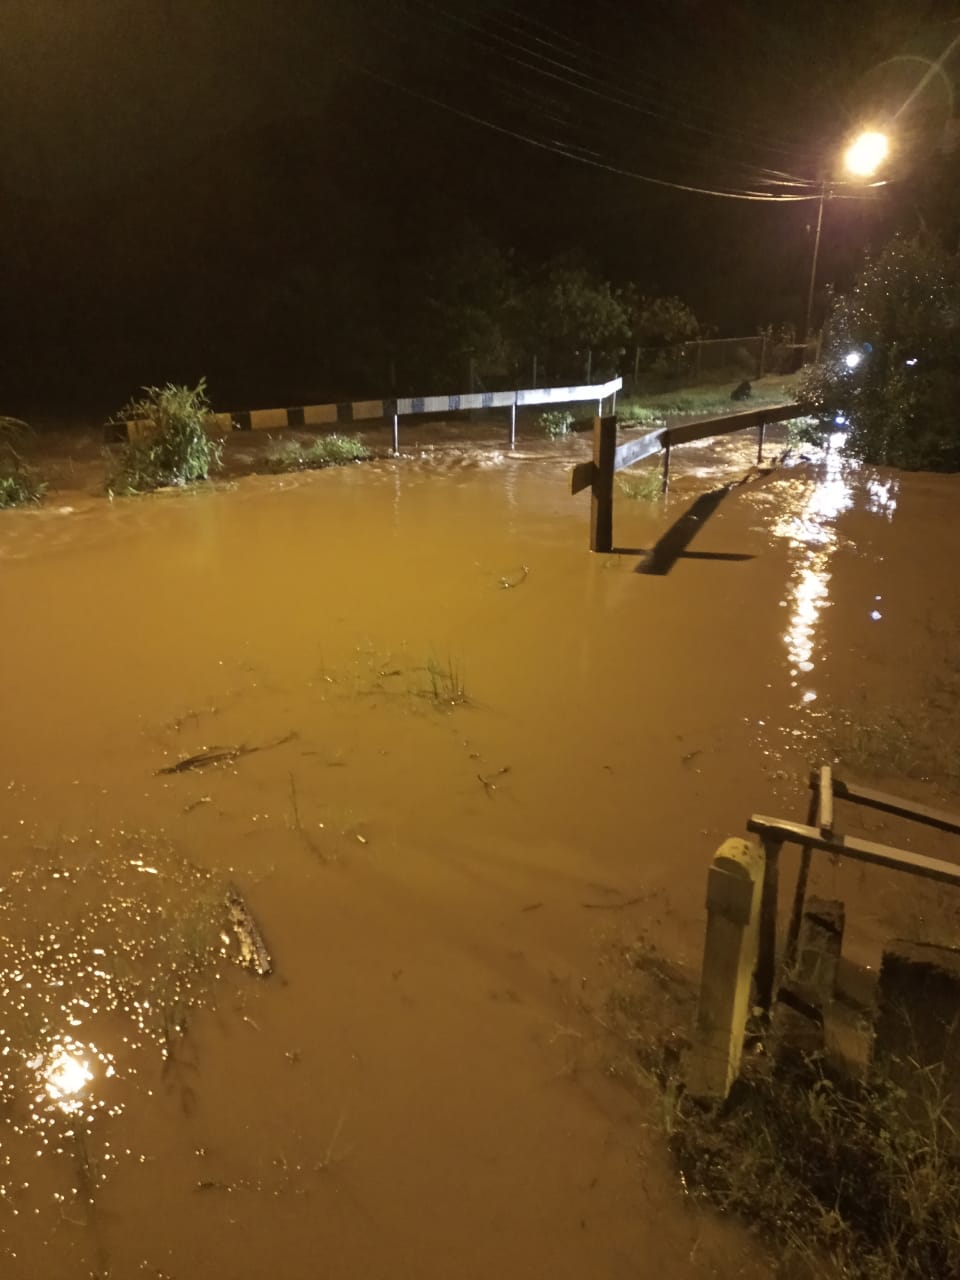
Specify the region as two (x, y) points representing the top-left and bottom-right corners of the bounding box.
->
(771, 441), (853, 701)
(768, 442), (898, 708)
(0, 840), (236, 1233)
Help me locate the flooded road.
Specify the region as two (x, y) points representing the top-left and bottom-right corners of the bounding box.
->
(1, 426), (959, 1277)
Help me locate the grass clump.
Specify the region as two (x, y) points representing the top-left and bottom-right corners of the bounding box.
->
(264, 434), (371, 473)
(0, 416), (47, 509)
(618, 467), (663, 502)
(106, 379), (223, 494)
(671, 1052), (960, 1279)
(539, 409), (574, 438)
(421, 655), (467, 707)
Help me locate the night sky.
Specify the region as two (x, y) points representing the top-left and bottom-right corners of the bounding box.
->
(2, 0), (958, 414)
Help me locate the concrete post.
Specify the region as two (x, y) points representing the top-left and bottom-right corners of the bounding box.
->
(686, 838), (764, 1101)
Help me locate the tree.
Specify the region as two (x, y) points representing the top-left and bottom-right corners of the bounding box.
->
(620, 287), (699, 350)
(518, 262), (629, 383)
(801, 234), (960, 470)
(393, 224), (521, 391)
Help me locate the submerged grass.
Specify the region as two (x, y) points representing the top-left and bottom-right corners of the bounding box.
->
(618, 468), (663, 502)
(671, 1053), (960, 1280)
(264, 435), (371, 473)
(617, 376), (799, 427)
(825, 620), (960, 793)
(357, 652), (469, 711)
(0, 416), (47, 508)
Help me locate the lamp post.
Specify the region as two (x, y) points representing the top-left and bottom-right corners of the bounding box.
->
(802, 130), (890, 345)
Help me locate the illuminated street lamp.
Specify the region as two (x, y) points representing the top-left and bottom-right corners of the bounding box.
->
(844, 130), (890, 179)
(803, 129), (890, 344)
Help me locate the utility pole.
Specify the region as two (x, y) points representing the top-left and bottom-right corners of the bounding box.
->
(803, 180), (827, 346)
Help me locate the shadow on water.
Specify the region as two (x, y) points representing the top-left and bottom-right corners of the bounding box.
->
(613, 483), (756, 575)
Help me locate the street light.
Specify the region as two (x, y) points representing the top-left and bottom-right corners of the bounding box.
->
(844, 130), (889, 178)
(802, 129), (890, 344)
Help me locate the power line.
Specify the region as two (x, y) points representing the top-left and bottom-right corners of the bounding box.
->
(348, 56), (830, 202)
(406, 0), (820, 180)
(483, 1), (821, 161)
(363, 4), (825, 202)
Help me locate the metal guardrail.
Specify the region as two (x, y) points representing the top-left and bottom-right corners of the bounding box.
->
(113, 377), (624, 453)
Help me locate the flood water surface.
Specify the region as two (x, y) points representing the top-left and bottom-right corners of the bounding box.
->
(1, 437), (959, 1278)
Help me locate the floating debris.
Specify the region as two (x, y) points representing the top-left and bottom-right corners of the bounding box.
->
(223, 886), (273, 977)
(157, 731), (297, 776)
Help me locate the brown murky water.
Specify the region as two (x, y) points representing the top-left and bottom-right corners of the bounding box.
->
(2, 424), (959, 1278)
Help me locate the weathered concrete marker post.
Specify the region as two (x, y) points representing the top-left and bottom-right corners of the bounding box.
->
(686, 838), (764, 1101)
(590, 415), (617, 553)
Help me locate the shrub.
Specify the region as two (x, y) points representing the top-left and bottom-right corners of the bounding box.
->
(800, 235), (960, 470)
(0, 416), (46, 509)
(263, 435), (371, 473)
(539, 410), (574, 437)
(107, 380), (223, 494)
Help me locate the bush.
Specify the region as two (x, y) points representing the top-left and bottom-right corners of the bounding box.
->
(107, 380), (223, 494)
(800, 235), (960, 470)
(263, 435), (371, 472)
(539, 410), (574, 438)
(0, 416), (46, 509)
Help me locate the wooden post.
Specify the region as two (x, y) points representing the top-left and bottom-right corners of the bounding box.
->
(755, 838), (782, 1015)
(785, 786), (821, 968)
(661, 436), (672, 494)
(392, 411), (399, 456)
(589, 415), (616, 553)
(509, 401), (517, 449)
(686, 838), (764, 1101)
(757, 419), (766, 464)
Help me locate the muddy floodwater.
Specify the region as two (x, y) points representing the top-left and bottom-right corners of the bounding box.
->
(2, 424), (960, 1278)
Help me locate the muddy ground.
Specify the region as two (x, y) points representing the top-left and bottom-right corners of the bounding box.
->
(1, 415), (959, 1278)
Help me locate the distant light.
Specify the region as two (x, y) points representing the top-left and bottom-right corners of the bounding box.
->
(870, 610), (882, 621)
(844, 130), (889, 178)
(905, 357), (918, 366)
(834, 413), (847, 426)
(844, 351), (862, 370)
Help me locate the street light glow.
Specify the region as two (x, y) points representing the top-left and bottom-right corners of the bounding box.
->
(844, 130), (889, 177)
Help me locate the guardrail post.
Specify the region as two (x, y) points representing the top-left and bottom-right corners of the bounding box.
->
(589, 415), (616, 553)
(509, 401), (517, 449)
(686, 838), (765, 1101)
(757, 419), (766, 463)
(661, 437), (672, 494)
(392, 410), (399, 456)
